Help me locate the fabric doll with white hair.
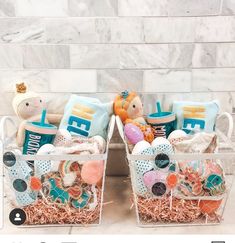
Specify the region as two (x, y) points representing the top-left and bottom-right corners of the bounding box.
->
(12, 82), (62, 147)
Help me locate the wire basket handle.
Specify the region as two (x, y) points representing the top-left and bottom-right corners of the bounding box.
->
(217, 112), (234, 139)
(0, 116), (18, 147)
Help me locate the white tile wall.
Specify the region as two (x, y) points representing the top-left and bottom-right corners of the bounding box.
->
(118, 0), (221, 17)
(68, 0), (118, 17)
(0, 0), (235, 113)
(0, 0), (235, 176)
(16, 0), (68, 17)
(48, 69), (97, 92)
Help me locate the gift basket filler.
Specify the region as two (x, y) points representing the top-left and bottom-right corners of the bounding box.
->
(0, 83), (115, 226)
(115, 91), (235, 226)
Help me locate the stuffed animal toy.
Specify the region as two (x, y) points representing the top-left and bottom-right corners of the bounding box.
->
(114, 91), (154, 143)
(12, 82), (63, 147)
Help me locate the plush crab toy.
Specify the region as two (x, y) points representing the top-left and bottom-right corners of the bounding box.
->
(114, 91), (154, 143)
(12, 82), (62, 147)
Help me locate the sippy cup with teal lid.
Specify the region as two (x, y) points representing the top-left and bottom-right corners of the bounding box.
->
(147, 102), (176, 138)
(23, 109), (57, 155)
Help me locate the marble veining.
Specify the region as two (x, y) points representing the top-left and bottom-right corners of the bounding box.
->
(196, 16), (235, 42)
(48, 69), (97, 92)
(45, 18), (97, 44)
(120, 44), (169, 69)
(0, 1), (234, 117)
(143, 69), (191, 92)
(70, 44), (119, 68)
(97, 69), (143, 92)
(120, 44), (193, 69)
(0, 0), (15, 16)
(0, 70), (49, 92)
(23, 45), (70, 68)
(216, 43), (235, 67)
(144, 17), (196, 43)
(222, 0), (235, 15)
(167, 0), (221, 16)
(15, 0), (68, 17)
(118, 0), (168, 16)
(0, 45), (23, 68)
(68, 0), (118, 16)
(0, 18), (45, 43)
(118, 0), (221, 16)
(192, 44), (217, 68)
(192, 68), (235, 92)
(45, 18), (143, 44)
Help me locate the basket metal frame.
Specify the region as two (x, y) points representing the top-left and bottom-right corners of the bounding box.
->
(116, 115), (235, 227)
(0, 115), (115, 228)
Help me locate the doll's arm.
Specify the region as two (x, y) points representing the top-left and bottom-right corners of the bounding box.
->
(47, 114), (63, 124)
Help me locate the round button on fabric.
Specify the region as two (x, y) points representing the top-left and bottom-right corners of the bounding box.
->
(13, 179), (28, 192)
(155, 153), (170, 169)
(3, 151), (16, 167)
(152, 182), (167, 196)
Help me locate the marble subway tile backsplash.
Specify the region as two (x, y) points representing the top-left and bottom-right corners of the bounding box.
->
(23, 45), (70, 68)
(192, 68), (235, 91)
(15, 0), (68, 17)
(0, 0), (15, 16)
(0, 45), (23, 68)
(1, 16), (235, 44)
(48, 69), (97, 92)
(119, 0), (221, 17)
(0, 18), (45, 43)
(0, 1), (235, 119)
(120, 44), (194, 69)
(0, 70), (49, 92)
(144, 16), (235, 43)
(45, 18), (143, 44)
(143, 70), (191, 92)
(144, 17), (196, 43)
(222, 0), (235, 15)
(68, 0), (118, 17)
(97, 69), (143, 92)
(70, 44), (119, 68)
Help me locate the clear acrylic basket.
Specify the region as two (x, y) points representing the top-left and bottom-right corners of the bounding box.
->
(116, 115), (235, 227)
(0, 115), (115, 227)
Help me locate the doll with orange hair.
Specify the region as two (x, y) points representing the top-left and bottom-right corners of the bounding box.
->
(114, 91), (154, 143)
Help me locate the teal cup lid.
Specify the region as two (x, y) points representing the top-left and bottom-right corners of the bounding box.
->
(147, 101), (175, 124)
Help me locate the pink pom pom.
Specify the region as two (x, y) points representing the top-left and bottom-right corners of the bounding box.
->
(124, 123), (144, 144)
(81, 160), (104, 184)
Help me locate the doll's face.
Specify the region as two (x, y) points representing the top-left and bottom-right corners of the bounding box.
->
(17, 97), (46, 119)
(127, 96), (143, 119)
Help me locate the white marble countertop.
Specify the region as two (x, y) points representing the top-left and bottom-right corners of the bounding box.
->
(0, 176), (234, 234)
